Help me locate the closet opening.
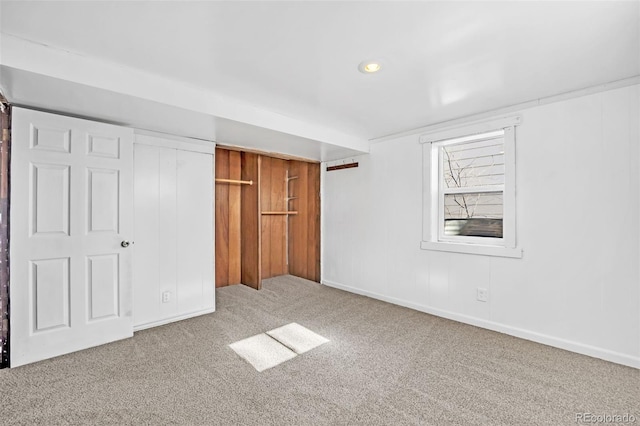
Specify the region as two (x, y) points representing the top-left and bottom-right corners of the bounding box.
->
(215, 147), (320, 290)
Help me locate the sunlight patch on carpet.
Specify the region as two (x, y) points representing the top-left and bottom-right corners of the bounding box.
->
(266, 322), (329, 354)
(229, 333), (297, 372)
(230, 323), (329, 372)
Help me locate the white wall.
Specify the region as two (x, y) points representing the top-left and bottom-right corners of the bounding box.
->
(322, 84), (640, 368)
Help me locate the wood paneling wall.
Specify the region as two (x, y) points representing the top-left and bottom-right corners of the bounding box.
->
(215, 148), (320, 290)
(260, 156), (288, 279)
(288, 161), (321, 282)
(215, 149), (242, 287)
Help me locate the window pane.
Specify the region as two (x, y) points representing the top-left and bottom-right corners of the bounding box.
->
(442, 137), (504, 188)
(444, 192), (503, 238)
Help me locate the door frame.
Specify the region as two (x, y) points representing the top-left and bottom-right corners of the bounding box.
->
(0, 101), (10, 369)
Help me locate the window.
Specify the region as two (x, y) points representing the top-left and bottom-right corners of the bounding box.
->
(437, 129), (505, 242)
(421, 116), (522, 258)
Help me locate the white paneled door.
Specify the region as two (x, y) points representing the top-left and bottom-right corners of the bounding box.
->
(10, 108), (134, 367)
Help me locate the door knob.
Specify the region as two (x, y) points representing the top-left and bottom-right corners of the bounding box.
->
(121, 241), (130, 248)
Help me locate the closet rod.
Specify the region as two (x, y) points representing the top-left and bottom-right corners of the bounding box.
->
(215, 178), (253, 185)
(261, 211), (299, 215)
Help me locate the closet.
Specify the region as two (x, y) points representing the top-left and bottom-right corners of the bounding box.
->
(215, 147), (320, 289)
(133, 133), (215, 330)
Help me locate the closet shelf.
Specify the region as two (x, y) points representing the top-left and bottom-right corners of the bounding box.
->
(261, 211), (298, 215)
(215, 178), (253, 185)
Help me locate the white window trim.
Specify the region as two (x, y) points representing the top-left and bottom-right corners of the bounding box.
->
(420, 115), (523, 258)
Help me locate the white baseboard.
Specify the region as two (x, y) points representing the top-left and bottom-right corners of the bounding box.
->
(322, 279), (640, 369)
(133, 308), (216, 332)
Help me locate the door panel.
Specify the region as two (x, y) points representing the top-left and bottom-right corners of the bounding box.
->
(87, 254), (120, 320)
(32, 257), (70, 331)
(87, 168), (120, 233)
(10, 108), (134, 367)
(157, 147), (179, 320)
(176, 149), (214, 314)
(31, 125), (71, 153)
(87, 134), (120, 159)
(132, 144), (161, 326)
(31, 163), (70, 236)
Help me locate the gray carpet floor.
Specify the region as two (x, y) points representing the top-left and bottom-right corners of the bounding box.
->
(1, 275), (638, 425)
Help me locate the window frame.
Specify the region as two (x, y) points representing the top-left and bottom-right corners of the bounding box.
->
(420, 116), (522, 258)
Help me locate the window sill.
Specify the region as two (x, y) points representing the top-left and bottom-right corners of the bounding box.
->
(420, 241), (523, 258)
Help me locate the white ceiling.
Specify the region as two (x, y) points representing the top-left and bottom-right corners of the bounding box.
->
(1, 1), (639, 154)
(0, 65), (363, 161)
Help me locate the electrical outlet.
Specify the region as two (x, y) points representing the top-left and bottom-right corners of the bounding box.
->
(162, 291), (171, 303)
(477, 288), (489, 302)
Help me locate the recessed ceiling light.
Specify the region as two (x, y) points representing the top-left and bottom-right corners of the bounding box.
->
(358, 60), (382, 74)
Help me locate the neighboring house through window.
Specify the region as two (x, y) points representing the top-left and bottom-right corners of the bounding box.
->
(420, 116), (522, 258)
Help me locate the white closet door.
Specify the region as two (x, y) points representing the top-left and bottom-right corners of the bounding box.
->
(133, 136), (214, 330)
(10, 108), (134, 367)
(133, 144), (179, 326)
(176, 149), (214, 314)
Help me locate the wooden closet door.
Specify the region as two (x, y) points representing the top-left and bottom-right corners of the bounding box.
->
(240, 152), (261, 289)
